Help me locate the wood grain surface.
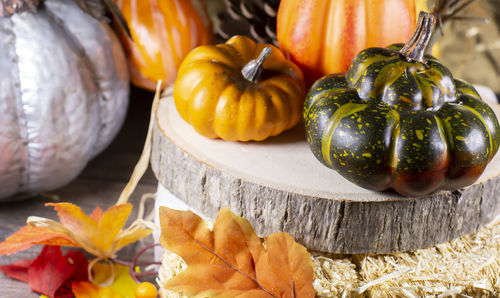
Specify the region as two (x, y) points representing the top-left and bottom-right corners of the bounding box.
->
(0, 87), (157, 297)
(152, 89), (500, 254)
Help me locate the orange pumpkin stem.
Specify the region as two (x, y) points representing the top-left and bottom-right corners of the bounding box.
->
(400, 11), (436, 63)
(241, 46), (272, 83)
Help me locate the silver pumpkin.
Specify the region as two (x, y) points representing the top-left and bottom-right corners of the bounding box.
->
(0, 0), (129, 200)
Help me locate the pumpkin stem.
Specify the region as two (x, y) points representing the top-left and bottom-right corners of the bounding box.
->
(400, 11), (436, 63)
(242, 47), (272, 83)
(0, 0), (39, 17)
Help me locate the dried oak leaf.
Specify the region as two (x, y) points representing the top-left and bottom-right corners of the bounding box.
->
(0, 203), (151, 259)
(159, 207), (315, 298)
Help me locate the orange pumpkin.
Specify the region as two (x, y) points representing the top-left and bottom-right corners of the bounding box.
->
(277, 0), (418, 86)
(115, 0), (213, 90)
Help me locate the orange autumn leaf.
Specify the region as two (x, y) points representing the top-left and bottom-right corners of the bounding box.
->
(90, 206), (104, 221)
(255, 233), (316, 298)
(72, 281), (123, 298)
(47, 203), (140, 255)
(0, 225), (78, 256)
(159, 207), (315, 298)
(0, 203), (152, 259)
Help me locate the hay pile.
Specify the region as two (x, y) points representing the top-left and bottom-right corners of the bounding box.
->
(157, 216), (499, 297)
(158, 250), (187, 298)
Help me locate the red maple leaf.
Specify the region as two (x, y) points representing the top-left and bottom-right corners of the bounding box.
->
(0, 258), (32, 283)
(0, 245), (88, 298)
(28, 245), (75, 296)
(65, 250), (88, 282)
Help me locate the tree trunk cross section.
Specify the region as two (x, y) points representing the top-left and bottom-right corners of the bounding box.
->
(151, 91), (500, 254)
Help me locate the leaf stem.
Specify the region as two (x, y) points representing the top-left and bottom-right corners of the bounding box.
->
(113, 243), (162, 284)
(137, 261), (162, 266)
(113, 259), (132, 267)
(113, 259), (161, 267)
(130, 243), (162, 284)
(134, 271), (159, 277)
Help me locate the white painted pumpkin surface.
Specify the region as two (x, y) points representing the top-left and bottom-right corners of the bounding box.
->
(0, 0), (129, 200)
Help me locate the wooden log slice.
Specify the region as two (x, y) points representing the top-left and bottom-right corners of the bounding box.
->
(151, 88), (500, 254)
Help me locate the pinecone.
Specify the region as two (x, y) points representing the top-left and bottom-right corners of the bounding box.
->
(217, 0), (280, 46)
(74, 0), (106, 19)
(74, 0), (131, 37)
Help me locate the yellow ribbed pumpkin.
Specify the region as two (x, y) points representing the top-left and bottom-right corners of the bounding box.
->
(173, 36), (306, 142)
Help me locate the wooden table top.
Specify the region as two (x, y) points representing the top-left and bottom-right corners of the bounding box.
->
(0, 87), (158, 297)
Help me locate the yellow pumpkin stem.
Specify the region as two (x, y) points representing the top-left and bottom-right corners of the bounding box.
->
(241, 46), (272, 83)
(400, 11), (436, 63)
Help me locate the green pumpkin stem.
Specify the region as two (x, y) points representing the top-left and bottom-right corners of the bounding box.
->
(242, 47), (272, 83)
(400, 11), (436, 63)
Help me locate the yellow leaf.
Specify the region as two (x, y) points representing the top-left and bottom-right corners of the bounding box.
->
(72, 281), (123, 298)
(159, 207), (315, 298)
(46, 203), (100, 245)
(47, 203), (132, 253)
(93, 263), (138, 298)
(90, 206), (104, 221)
(114, 225), (154, 251)
(33, 203), (153, 258)
(0, 202), (154, 259)
(98, 205), (134, 252)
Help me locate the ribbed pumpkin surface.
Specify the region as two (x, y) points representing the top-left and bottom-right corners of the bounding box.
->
(277, 0), (418, 86)
(115, 0), (213, 90)
(173, 36), (305, 142)
(304, 43), (500, 196)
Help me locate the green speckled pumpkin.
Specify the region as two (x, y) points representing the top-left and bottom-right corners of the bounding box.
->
(304, 12), (500, 196)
